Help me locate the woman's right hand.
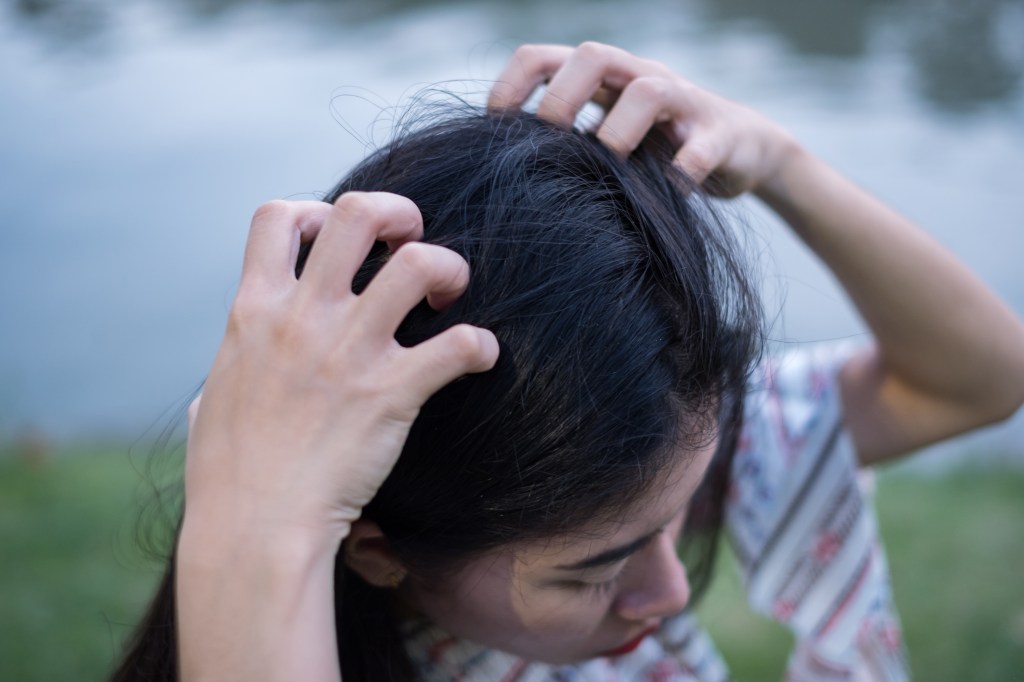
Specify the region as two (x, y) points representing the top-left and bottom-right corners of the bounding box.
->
(182, 193), (499, 548)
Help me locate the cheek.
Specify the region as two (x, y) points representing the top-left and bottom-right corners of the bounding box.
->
(405, 561), (611, 656)
(507, 561), (611, 640)
(509, 584), (608, 636)
(403, 559), (532, 644)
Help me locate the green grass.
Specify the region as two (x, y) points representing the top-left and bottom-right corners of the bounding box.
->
(697, 471), (1024, 681)
(2, 444), (1022, 680)
(0, 444), (181, 682)
(875, 472), (1024, 680)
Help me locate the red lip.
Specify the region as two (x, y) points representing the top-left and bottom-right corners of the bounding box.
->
(599, 626), (659, 657)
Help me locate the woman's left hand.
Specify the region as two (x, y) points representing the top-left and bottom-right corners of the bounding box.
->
(491, 42), (1024, 464)
(488, 42), (799, 197)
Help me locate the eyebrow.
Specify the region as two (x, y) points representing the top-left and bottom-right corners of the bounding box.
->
(554, 529), (661, 572)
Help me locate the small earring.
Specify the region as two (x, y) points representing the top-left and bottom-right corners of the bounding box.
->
(386, 571), (404, 588)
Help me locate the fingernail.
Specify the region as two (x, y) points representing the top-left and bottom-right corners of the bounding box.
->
(478, 329), (500, 368)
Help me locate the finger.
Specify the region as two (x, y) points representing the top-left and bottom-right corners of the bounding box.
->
(299, 192), (424, 300)
(673, 130), (728, 186)
(596, 76), (687, 156)
(240, 200), (333, 290)
(395, 324), (500, 405)
(356, 242), (471, 338)
(537, 42), (656, 127)
(488, 44), (575, 109)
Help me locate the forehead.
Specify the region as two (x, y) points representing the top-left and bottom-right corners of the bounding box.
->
(511, 438), (716, 570)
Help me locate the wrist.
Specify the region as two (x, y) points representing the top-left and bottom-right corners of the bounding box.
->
(753, 134), (809, 206)
(178, 504), (349, 574)
(176, 507), (345, 681)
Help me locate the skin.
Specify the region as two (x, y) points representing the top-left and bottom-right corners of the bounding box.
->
(178, 194), (501, 681)
(399, 441), (715, 665)
(176, 42), (1024, 681)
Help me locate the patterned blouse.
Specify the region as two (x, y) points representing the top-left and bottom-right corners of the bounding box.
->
(404, 344), (910, 681)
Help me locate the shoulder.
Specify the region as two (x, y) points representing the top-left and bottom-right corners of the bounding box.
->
(742, 341), (861, 447)
(728, 342), (864, 562)
(725, 343), (909, 678)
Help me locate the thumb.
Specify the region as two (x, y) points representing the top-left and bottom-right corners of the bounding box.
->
(674, 132), (725, 187)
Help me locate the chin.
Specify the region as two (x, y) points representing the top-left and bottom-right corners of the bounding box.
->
(529, 650), (594, 666)
(492, 640), (600, 667)
(513, 637), (644, 666)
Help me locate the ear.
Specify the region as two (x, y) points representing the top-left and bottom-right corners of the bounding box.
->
(343, 519), (407, 589)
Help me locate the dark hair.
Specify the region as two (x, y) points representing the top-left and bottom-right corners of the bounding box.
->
(111, 105), (762, 682)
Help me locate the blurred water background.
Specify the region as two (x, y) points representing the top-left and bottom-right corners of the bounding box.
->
(1, 0), (1022, 470)
(2, 2), (1024, 679)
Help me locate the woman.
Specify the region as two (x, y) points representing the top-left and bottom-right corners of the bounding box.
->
(113, 43), (1024, 681)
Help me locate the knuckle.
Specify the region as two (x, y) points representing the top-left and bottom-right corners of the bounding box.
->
(575, 40), (611, 65)
(225, 306), (251, 338)
(334, 191), (421, 236)
(513, 43), (540, 64)
(229, 287), (291, 337)
(392, 241), (437, 279)
(229, 288), (264, 322)
(447, 324), (483, 361)
(678, 80), (700, 101)
(389, 194), (422, 225)
(630, 76), (672, 103)
(251, 199), (291, 225)
(640, 56), (673, 77)
(512, 43), (558, 73)
(333, 191), (377, 224)
(270, 306), (319, 352)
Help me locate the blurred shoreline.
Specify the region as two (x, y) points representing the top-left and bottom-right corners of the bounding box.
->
(2, 0), (1022, 467)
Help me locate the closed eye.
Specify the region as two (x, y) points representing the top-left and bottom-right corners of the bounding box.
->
(561, 573), (622, 599)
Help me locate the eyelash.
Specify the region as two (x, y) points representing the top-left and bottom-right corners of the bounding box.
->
(574, 574), (621, 598)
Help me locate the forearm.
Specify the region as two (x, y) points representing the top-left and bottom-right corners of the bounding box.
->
(756, 145), (1024, 455)
(176, 514), (345, 682)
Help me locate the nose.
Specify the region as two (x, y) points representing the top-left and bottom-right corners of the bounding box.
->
(612, 532), (691, 621)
